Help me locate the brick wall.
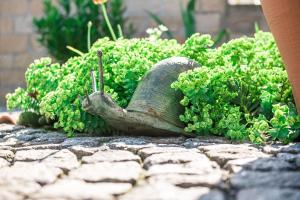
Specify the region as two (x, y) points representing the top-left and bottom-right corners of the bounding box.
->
(0, 0), (269, 108)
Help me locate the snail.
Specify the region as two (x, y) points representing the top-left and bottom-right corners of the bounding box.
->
(82, 51), (199, 136)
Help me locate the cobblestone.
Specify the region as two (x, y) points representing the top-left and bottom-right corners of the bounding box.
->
(0, 124), (299, 200)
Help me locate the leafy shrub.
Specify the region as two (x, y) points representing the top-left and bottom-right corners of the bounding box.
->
(33, 0), (130, 62)
(7, 37), (181, 135)
(6, 31), (300, 143)
(172, 31), (300, 144)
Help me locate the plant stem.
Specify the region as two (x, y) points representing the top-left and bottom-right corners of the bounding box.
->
(117, 24), (123, 38)
(87, 21), (92, 51)
(101, 4), (117, 41)
(66, 46), (84, 56)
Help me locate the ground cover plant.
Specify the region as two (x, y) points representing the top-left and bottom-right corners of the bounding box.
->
(6, 30), (300, 143)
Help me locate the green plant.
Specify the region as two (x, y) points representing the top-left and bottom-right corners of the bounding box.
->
(7, 36), (181, 135)
(180, 0), (196, 38)
(33, 0), (129, 62)
(172, 31), (300, 144)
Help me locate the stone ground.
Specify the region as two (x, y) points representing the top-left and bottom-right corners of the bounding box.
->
(0, 124), (300, 200)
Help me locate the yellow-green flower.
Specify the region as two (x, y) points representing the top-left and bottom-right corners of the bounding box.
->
(93, 0), (107, 5)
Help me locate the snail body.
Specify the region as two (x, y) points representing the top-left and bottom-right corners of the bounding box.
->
(83, 55), (199, 136)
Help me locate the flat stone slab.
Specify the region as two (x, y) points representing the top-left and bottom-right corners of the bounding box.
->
(41, 149), (79, 171)
(82, 150), (141, 164)
(69, 161), (142, 184)
(0, 125), (300, 200)
(119, 183), (225, 200)
(230, 171), (300, 189)
(143, 152), (210, 169)
(31, 179), (132, 200)
(0, 162), (62, 185)
(14, 149), (58, 161)
(199, 144), (269, 166)
(237, 188), (300, 200)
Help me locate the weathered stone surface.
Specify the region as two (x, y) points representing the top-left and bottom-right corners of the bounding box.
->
(31, 179), (132, 200)
(182, 137), (232, 148)
(14, 144), (62, 151)
(1, 126), (300, 198)
(42, 149), (79, 171)
(107, 137), (155, 153)
(0, 191), (23, 200)
(225, 157), (296, 172)
(0, 178), (41, 196)
(28, 131), (66, 144)
(138, 146), (191, 159)
(263, 143), (300, 154)
(147, 173), (223, 188)
(230, 171), (300, 189)
(3, 128), (44, 141)
(14, 149), (58, 161)
(0, 149), (14, 162)
(280, 144), (300, 154)
(61, 137), (102, 147)
(200, 144), (269, 166)
(69, 145), (99, 158)
(0, 163), (62, 184)
(82, 150), (141, 164)
(120, 183), (225, 200)
(143, 152), (211, 169)
(69, 161), (142, 184)
(0, 157), (10, 167)
(0, 124), (24, 135)
(0, 137), (24, 147)
(237, 188), (300, 200)
(146, 161), (219, 176)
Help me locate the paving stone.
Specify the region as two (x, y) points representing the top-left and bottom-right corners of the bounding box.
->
(28, 131), (66, 144)
(14, 149), (58, 161)
(237, 188), (300, 200)
(230, 171), (300, 189)
(31, 179), (132, 200)
(0, 178), (41, 196)
(148, 137), (186, 145)
(262, 144), (282, 154)
(263, 143), (300, 154)
(69, 145), (99, 158)
(42, 149), (79, 172)
(69, 161), (142, 184)
(0, 190), (23, 200)
(107, 137), (155, 153)
(0, 137), (24, 147)
(147, 173), (223, 188)
(3, 128), (45, 141)
(276, 153), (300, 162)
(61, 137), (102, 147)
(225, 157), (297, 172)
(120, 182), (225, 200)
(14, 144), (63, 151)
(296, 157), (300, 168)
(0, 149), (14, 162)
(280, 143), (300, 154)
(146, 161), (220, 176)
(0, 157), (10, 167)
(82, 150), (141, 164)
(0, 162), (62, 185)
(0, 124), (24, 136)
(182, 137), (232, 148)
(137, 146), (192, 159)
(200, 144), (269, 166)
(143, 152), (211, 169)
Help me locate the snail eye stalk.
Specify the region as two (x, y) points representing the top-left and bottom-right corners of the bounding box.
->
(97, 50), (105, 95)
(85, 90), (91, 105)
(90, 70), (97, 93)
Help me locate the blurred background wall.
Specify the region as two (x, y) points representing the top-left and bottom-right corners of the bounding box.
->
(0, 0), (268, 108)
